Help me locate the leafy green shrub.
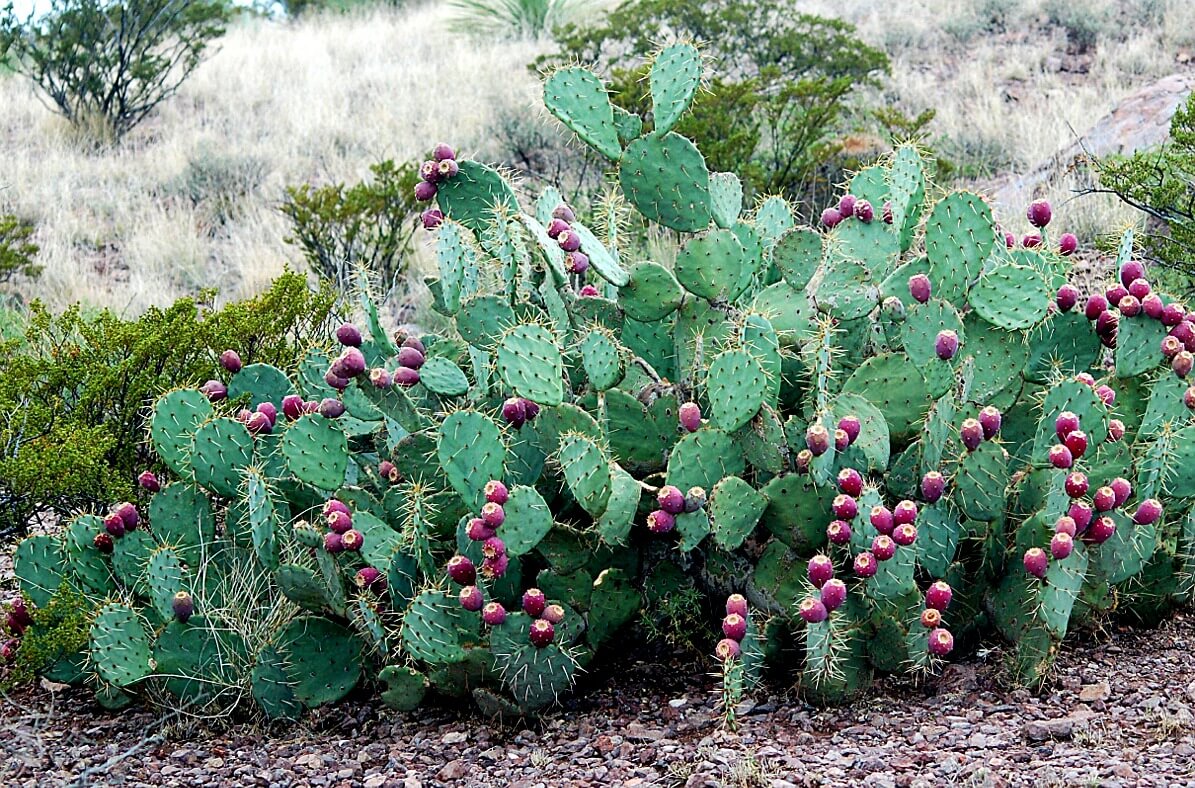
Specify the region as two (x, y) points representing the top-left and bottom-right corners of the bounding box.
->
(281, 160), (421, 295)
(0, 0), (231, 141)
(0, 214), (41, 288)
(537, 0), (889, 209)
(449, 0), (601, 38)
(1, 586), (91, 691)
(0, 271), (335, 537)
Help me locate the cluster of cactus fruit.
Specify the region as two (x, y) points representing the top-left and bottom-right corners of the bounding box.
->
(9, 46), (1195, 721)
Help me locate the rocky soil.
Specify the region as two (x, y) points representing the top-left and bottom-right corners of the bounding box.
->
(3, 612), (1194, 787)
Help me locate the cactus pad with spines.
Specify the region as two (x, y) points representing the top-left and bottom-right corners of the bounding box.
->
(90, 604), (152, 688)
(619, 132), (711, 232)
(150, 389), (213, 476)
(543, 67), (622, 160)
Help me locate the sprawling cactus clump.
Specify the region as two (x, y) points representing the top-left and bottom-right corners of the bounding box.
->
(9, 45), (1195, 721)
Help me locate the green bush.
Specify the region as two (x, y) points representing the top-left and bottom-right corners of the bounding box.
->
(537, 0), (889, 209)
(0, 0), (231, 141)
(0, 214), (41, 288)
(0, 271), (336, 537)
(448, 0), (602, 38)
(281, 160), (422, 296)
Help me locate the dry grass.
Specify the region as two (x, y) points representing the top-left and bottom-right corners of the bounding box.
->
(1, 0), (1192, 314)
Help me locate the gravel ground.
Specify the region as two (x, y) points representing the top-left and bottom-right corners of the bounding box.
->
(3, 612), (1195, 788)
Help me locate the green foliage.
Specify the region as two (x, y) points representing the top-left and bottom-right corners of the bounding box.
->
(2, 585), (91, 690)
(0, 0), (231, 141)
(281, 160), (422, 294)
(0, 214), (40, 288)
(449, 0), (601, 38)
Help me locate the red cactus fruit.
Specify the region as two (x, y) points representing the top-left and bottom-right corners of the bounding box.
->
(1026, 199), (1052, 228)
(920, 608), (942, 629)
(1133, 499), (1163, 526)
(872, 535), (896, 561)
(324, 532), (344, 554)
(925, 581), (953, 611)
(921, 471), (946, 503)
(1054, 516), (1077, 537)
(820, 578), (847, 611)
(726, 594), (749, 618)
(219, 349), (242, 373)
(870, 505), (894, 535)
(466, 517), (495, 542)
(722, 613), (747, 641)
(716, 638), (741, 661)
(482, 602), (507, 626)
(978, 406), (1002, 439)
(1048, 444), (1073, 469)
(646, 509), (676, 534)
(657, 485), (686, 515)
(1084, 294), (1108, 320)
(1064, 429), (1088, 459)
(481, 502), (505, 528)
(529, 618), (555, 648)
(459, 585), (484, 612)
(893, 500), (918, 526)
(1064, 472), (1089, 499)
(798, 597), (829, 623)
(853, 552), (878, 578)
(935, 329), (960, 361)
(836, 468), (864, 497)
(1023, 548), (1048, 579)
(908, 273), (932, 304)
(171, 591), (194, 623)
(892, 523), (917, 546)
(1058, 233), (1078, 256)
(960, 419), (983, 452)
(137, 471), (160, 492)
(1050, 532), (1074, 560)
(807, 554), (835, 589)
(1087, 516), (1116, 544)
(679, 402), (702, 432)
(522, 588), (547, 617)
(341, 529), (363, 551)
(928, 627), (954, 656)
(1068, 501), (1094, 531)
(827, 519), (852, 544)
(838, 415), (862, 444)
(832, 494), (858, 520)
(1092, 486), (1116, 512)
(806, 424), (831, 456)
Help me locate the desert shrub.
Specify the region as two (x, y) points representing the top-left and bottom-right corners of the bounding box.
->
(281, 160), (421, 296)
(1044, 0), (1109, 53)
(170, 147), (269, 229)
(448, 0), (601, 38)
(0, 215), (41, 288)
(0, 271), (335, 537)
(537, 0), (889, 209)
(0, 0), (231, 141)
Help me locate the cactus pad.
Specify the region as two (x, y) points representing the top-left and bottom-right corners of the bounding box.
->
(543, 67), (622, 160)
(675, 228), (749, 301)
(619, 132), (711, 232)
(497, 325), (564, 406)
(150, 389), (213, 476)
(281, 414), (348, 491)
(276, 617), (363, 707)
(90, 604), (152, 687)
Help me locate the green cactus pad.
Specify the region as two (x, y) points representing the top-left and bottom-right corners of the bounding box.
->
(969, 263), (1050, 330)
(434, 222), (477, 314)
(437, 409), (505, 510)
(749, 540), (804, 612)
(531, 403), (602, 456)
(813, 255), (879, 321)
(569, 221), (629, 287)
(709, 172), (743, 228)
(189, 417), (254, 497)
(90, 603), (152, 687)
(832, 393), (891, 473)
(925, 192), (997, 303)
(1094, 512), (1156, 585)
(344, 510), (400, 569)
(150, 389), (213, 476)
(244, 470), (279, 571)
(1024, 311), (1102, 383)
(954, 440), (1010, 521)
(1040, 544), (1088, 639)
(500, 484), (554, 555)
(281, 414), (348, 491)
(596, 465), (641, 546)
(1031, 379), (1110, 457)
(649, 43), (701, 137)
(757, 474), (832, 551)
(275, 564), (332, 613)
(604, 388), (674, 473)
(772, 228), (822, 291)
(830, 219), (900, 283)
(1163, 424), (1195, 497)
(618, 262), (684, 322)
(842, 354), (931, 443)
(754, 196), (794, 248)
(401, 590), (474, 665)
(918, 501), (960, 578)
(674, 508), (710, 551)
(1116, 315), (1168, 378)
(63, 516), (115, 596)
(490, 613), (578, 711)
(14, 534), (64, 608)
(888, 144), (927, 251)
(155, 618), (247, 705)
(580, 329), (624, 391)
(751, 281), (815, 337)
(228, 363), (294, 408)
(146, 547), (186, 620)
(674, 228), (749, 301)
(457, 295), (516, 352)
(559, 432), (613, 517)
(902, 299), (965, 371)
(612, 104), (643, 144)
(868, 544), (917, 602)
(709, 476), (768, 550)
(419, 356), (470, 396)
(674, 297), (733, 381)
(149, 482), (215, 565)
(436, 160), (519, 234)
(520, 213), (569, 286)
(587, 568), (640, 647)
(379, 665), (427, 711)
(543, 67), (622, 160)
(619, 132), (711, 232)
(1142, 374), (1193, 437)
(497, 325), (564, 406)
(665, 428), (746, 494)
(706, 349), (767, 432)
(111, 530), (156, 596)
(961, 313), (1030, 406)
(276, 617), (363, 707)
(251, 646), (303, 721)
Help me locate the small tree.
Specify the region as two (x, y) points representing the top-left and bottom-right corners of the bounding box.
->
(0, 215), (40, 287)
(0, 0), (231, 141)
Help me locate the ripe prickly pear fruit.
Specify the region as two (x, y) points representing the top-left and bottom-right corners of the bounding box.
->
(893, 500), (918, 526)
(1064, 472), (1089, 499)
(355, 567), (386, 593)
(419, 160), (440, 183)
(1172, 335), (1195, 359)
(446, 555), (477, 585)
(892, 523), (917, 546)
(483, 480), (509, 506)
(960, 419), (983, 452)
(502, 397), (527, 428)
(1106, 283), (1130, 308)
(1022, 234), (1042, 248)
(807, 555), (834, 589)
(1068, 501), (1094, 531)
(323, 499), (350, 518)
(1133, 499), (1163, 526)
(836, 468), (864, 497)
(920, 608), (942, 629)
(529, 618), (555, 648)
(282, 394), (304, 421)
(1050, 532), (1074, 560)
(336, 347), (367, 377)
(520, 588), (547, 617)
(1118, 295), (1141, 317)
(1055, 411), (1081, 439)
(853, 551), (878, 578)
(1162, 302), (1187, 326)
(925, 581), (953, 611)
(920, 471), (946, 503)
(327, 510), (352, 534)
(1026, 199), (1052, 228)
(722, 613), (747, 641)
(324, 369), (349, 391)
(397, 346), (425, 370)
(459, 585), (484, 612)
(246, 411), (273, 434)
(1094, 385), (1115, 407)
(369, 368), (392, 388)
(437, 158), (460, 179)
(726, 594), (749, 618)
(716, 638), (741, 661)
(679, 402), (702, 432)
(928, 627), (954, 656)
(552, 203), (576, 222)
(1174, 350), (1194, 378)
(1119, 259), (1146, 288)
(1058, 233), (1078, 256)
(1087, 516), (1116, 543)
(379, 460), (399, 483)
(93, 532), (114, 553)
(114, 502), (139, 530)
(908, 273), (932, 304)
(482, 602), (507, 626)
(657, 485), (686, 515)
(104, 513), (125, 538)
(544, 605), (565, 627)
(854, 199), (874, 223)
(837, 194), (857, 218)
(557, 230), (581, 252)
(137, 470), (160, 492)
(1056, 284), (1080, 312)
(7, 598), (32, 635)
(466, 517), (495, 542)
(433, 143), (456, 162)
(820, 578), (847, 611)
(482, 536), (506, 560)
(795, 449), (813, 473)
(1092, 486), (1116, 512)
(414, 181), (437, 201)
(421, 209), (444, 230)
(199, 379), (228, 402)
(171, 591), (194, 623)
(1023, 548), (1048, 579)
(798, 597), (829, 623)
(805, 424), (831, 456)
(219, 349), (242, 373)
(834, 429), (850, 452)
(1186, 387), (1195, 410)
(565, 251), (589, 274)
(546, 218), (569, 239)
(481, 502), (505, 528)
(646, 509), (676, 534)
(935, 329), (959, 361)
(341, 529), (364, 551)
(1054, 516), (1077, 537)
(978, 406), (1002, 439)
(882, 201), (894, 224)
(832, 494), (858, 520)
(826, 519), (852, 544)
(870, 505), (894, 535)
(578, 285), (602, 299)
(396, 366), (423, 388)
(1064, 429), (1088, 459)
(1004, 231), (1016, 248)
(323, 531), (344, 553)
(872, 535), (896, 561)
(1084, 294), (1108, 320)
(1075, 372), (1096, 387)
(838, 415), (861, 444)
(820, 207), (843, 228)
(482, 553), (510, 579)
(335, 323), (362, 347)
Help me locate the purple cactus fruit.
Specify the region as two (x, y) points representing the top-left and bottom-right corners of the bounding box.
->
(111, 502), (138, 531)
(722, 613), (747, 641)
(827, 519), (852, 544)
(437, 158), (460, 179)
(1064, 472), (1089, 499)
(806, 424), (831, 456)
(1092, 485), (1116, 512)
(327, 510), (352, 534)
(715, 638), (741, 661)
(1107, 418), (1126, 442)
(838, 415), (862, 445)
(459, 585), (484, 612)
(1119, 259), (1146, 288)
(318, 398), (346, 419)
(1, 638), (20, 662)
(1174, 350), (1194, 377)
(466, 517), (495, 542)
(837, 468), (864, 497)
(882, 201), (894, 224)
(529, 618), (555, 648)
(1093, 384), (1116, 408)
(552, 204), (576, 222)
(1058, 233), (1078, 255)
(93, 532), (114, 553)
(1106, 283), (1130, 308)
(684, 486), (708, 513)
(925, 581), (953, 611)
(323, 498), (350, 518)
(481, 602), (507, 626)
(421, 209), (444, 230)
(921, 471), (946, 503)
(481, 502), (506, 528)
(7, 598), (32, 635)
(324, 369), (350, 391)
(414, 181), (437, 202)
(721, 595), (748, 621)
(1075, 372), (1096, 388)
(798, 597), (829, 624)
(1023, 547), (1049, 579)
(341, 529), (363, 551)
(324, 531), (344, 553)
(557, 230), (581, 252)
(1056, 284), (1080, 312)
(646, 509), (676, 534)
(137, 470), (160, 493)
(546, 218), (569, 239)
(565, 251), (589, 274)
(1162, 302), (1187, 327)
(335, 323), (363, 348)
(870, 505), (894, 535)
(337, 347), (367, 377)
(837, 194), (857, 218)
(1022, 234), (1042, 248)
(820, 578), (847, 611)
(1127, 278), (1151, 301)
(921, 608), (942, 629)
(1026, 199), (1052, 228)
(657, 485), (686, 515)
(219, 349), (242, 373)
(482, 536), (506, 560)
(978, 406), (1002, 439)
(853, 551), (878, 578)
(928, 627), (954, 656)
(391, 367), (419, 389)
(678, 401), (702, 432)
(834, 429), (851, 452)
(397, 346), (425, 371)
(281, 394), (304, 421)
(1054, 516), (1077, 537)
(419, 160), (440, 183)
(481, 480), (508, 507)
(369, 368), (393, 389)
(103, 513), (125, 538)
(502, 397), (527, 428)
(795, 449), (813, 472)
(832, 494), (858, 521)
(199, 379), (228, 402)
(446, 555), (477, 585)
(235, 408), (252, 424)
(1172, 321), (1195, 350)
(1133, 498), (1163, 526)
(1087, 516), (1116, 544)
(820, 207), (843, 228)
(171, 591), (194, 623)
(522, 588), (547, 617)
(807, 555), (835, 589)
(244, 409), (273, 434)
(1163, 336), (1184, 360)
(1186, 387), (1195, 410)
(355, 567), (387, 593)
(960, 418), (983, 452)
(893, 500), (918, 526)
(1054, 411), (1081, 440)
(854, 200), (874, 223)
(578, 284), (600, 298)
(543, 604), (566, 625)
(1050, 532), (1074, 560)
(893, 523), (918, 546)
(432, 143), (456, 162)
(935, 329), (959, 361)
(1068, 501), (1094, 531)
(1118, 295), (1141, 317)
(1048, 444), (1073, 469)
(872, 535), (896, 561)
(1059, 427), (1088, 459)
(1084, 294), (1109, 320)
(1004, 231), (1016, 249)
(256, 402), (278, 427)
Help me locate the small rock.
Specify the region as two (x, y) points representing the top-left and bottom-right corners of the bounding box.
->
(669, 697), (687, 708)
(436, 760), (469, 781)
(441, 731), (467, 745)
(1079, 682), (1110, 702)
(625, 722), (664, 742)
(1024, 711), (1094, 741)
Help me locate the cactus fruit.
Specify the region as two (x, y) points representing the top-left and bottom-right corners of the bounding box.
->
(447, 555), (477, 585)
(199, 379), (228, 402)
(837, 194), (857, 218)
(1064, 430), (1089, 459)
(481, 554), (509, 579)
(104, 513), (125, 537)
(502, 397), (528, 427)
(93, 532), (114, 553)
(656, 485), (685, 515)
(422, 209), (444, 229)
(716, 638), (741, 661)
(1068, 501), (1094, 531)
(820, 207), (843, 228)
(467, 517), (496, 542)
(920, 608), (942, 629)
(482, 602), (507, 626)
(806, 424), (831, 456)
(171, 591), (194, 623)
(908, 274), (932, 304)
(579, 285), (600, 297)
(481, 502), (506, 528)
(219, 349), (242, 373)
(1119, 259), (1146, 287)
(892, 523), (917, 546)
(1058, 233), (1078, 255)
(137, 471), (160, 492)
(522, 588), (547, 617)
(832, 495), (858, 520)
(647, 510), (676, 534)
(379, 460), (399, 482)
(341, 529), (363, 552)
(807, 555), (834, 589)
(854, 200), (874, 223)
(1022, 234), (1042, 249)
(1133, 499), (1163, 526)
(324, 532), (344, 553)
(927, 628), (954, 656)
(369, 368), (393, 388)
(684, 487), (707, 513)
(1026, 199), (1052, 228)
(960, 419), (983, 452)
(114, 502), (139, 529)
(935, 330), (959, 360)
(836, 468), (864, 497)
(893, 500), (918, 526)
(318, 398), (347, 418)
(482, 537), (506, 560)
(1050, 532), (1074, 560)
(798, 597), (829, 623)
(853, 552), (878, 578)
(1023, 548), (1048, 579)
(838, 415), (861, 444)
(1174, 351), (1194, 377)
(827, 519), (852, 544)
(1055, 284), (1080, 312)
(459, 586), (484, 612)
(872, 535), (896, 561)
(726, 594), (749, 618)
(679, 402), (702, 432)
(1092, 486), (1116, 512)
(920, 472), (946, 503)
(529, 619), (555, 648)
(355, 567), (387, 593)
(820, 578), (847, 611)
(722, 613), (747, 641)
(834, 429), (850, 452)
(1064, 472), (1089, 499)
(978, 406), (1002, 439)
(1087, 516), (1116, 544)
(327, 510), (352, 534)
(925, 581), (953, 611)
(870, 506), (894, 535)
